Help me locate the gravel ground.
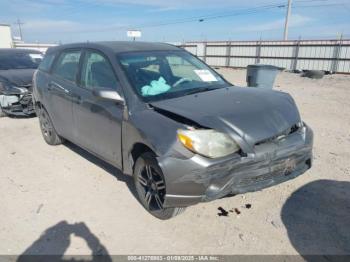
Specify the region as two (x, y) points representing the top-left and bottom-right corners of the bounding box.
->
(1, 69), (349, 256)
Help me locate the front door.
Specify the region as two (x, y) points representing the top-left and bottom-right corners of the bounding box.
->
(72, 50), (123, 167)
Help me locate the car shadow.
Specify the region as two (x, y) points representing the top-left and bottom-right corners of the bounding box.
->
(281, 179), (350, 257)
(17, 221), (112, 262)
(63, 141), (138, 201)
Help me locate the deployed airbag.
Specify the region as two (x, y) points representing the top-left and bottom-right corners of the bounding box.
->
(141, 77), (171, 96)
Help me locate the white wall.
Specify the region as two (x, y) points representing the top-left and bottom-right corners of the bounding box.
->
(181, 40), (350, 73)
(0, 24), (13, 48)
(14, 43), (57, 53)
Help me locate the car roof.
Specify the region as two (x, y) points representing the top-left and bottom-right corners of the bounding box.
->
(46, 41), (181, 54)
(0, 48), (43, 54)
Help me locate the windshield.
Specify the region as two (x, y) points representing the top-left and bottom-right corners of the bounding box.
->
(0, 52), (43, 70)
(118, 50), (230, 102)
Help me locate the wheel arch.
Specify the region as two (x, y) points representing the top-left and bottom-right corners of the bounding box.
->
(127, 142), (156, 174)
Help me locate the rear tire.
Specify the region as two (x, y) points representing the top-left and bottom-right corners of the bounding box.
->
(38, 107), (64, 145)
(133, 152), (186, 220)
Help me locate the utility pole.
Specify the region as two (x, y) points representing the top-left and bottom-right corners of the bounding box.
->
(14, 18), (24, 40)
(283, 0), (292, 40)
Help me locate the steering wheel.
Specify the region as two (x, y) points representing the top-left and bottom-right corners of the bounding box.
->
(173, 78), (191, 88)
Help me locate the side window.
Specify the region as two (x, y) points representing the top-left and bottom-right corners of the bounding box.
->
(80, 51), (118, 90)
(38, 53), (55, 72)
(52, 51), (81, 82)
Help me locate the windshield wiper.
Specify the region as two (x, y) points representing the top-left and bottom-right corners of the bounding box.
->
(183, 87), (223, 96)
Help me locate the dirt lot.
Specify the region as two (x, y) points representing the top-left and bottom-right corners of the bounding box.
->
(1, 69), (350, 256)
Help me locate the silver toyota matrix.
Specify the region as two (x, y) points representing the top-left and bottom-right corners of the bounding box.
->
(33, 41), (313, 219)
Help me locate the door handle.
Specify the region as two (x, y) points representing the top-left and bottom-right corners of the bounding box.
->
(48, 81), (69, 94)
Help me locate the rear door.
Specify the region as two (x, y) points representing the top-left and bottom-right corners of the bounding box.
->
(72, 49), (124, 167)
(47, 50), (82, 140)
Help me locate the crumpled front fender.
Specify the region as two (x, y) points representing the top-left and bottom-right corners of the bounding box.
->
(158, 124), (313, 208)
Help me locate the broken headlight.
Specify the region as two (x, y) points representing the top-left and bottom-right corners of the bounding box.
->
(177, 129), (240, 158)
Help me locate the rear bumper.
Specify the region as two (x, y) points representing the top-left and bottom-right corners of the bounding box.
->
(159, 124), (313, 208)
(0, 93), (35, 116)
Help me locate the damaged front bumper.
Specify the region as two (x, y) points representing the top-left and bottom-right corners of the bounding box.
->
(159, 124), (313, 208)
(0, 91), (35, 116)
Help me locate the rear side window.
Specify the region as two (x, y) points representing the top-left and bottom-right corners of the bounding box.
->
(38, 53), (55, 72)
(52, 51), (81, 82)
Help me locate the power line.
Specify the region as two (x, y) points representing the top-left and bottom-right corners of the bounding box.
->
(294, 3), (350, 7)
(295, 0), (331, 2)
(64, 0), (347, 34)
(24, 0), (349, 40)
(73, 2), (288, 34)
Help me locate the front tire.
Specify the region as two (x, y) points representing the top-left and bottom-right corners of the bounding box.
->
(38, 107), (64, 145)
(133, 152), (185, 220)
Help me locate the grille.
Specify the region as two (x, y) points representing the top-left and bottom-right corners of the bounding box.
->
(237, 156), (307, 187)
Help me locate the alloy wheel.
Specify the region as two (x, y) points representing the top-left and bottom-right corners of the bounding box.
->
(137, 164), (166, 211)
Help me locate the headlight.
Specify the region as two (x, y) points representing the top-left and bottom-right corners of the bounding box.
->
(177, 129), (240, 158)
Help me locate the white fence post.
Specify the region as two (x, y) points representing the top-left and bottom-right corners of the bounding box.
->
(292, 40), (300, 71)
(203, 42), (207, 63)
(225, 41), (231, 67)
(331, 39), (342, 73)
(256, 41), (261, 64)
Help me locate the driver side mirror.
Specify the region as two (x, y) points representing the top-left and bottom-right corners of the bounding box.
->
(92, 88), (125, 104)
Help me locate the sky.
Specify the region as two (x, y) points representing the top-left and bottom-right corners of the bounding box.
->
(0, 0), (349, 44)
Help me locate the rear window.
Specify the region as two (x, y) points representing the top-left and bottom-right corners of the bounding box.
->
(38, 53), (55, 72)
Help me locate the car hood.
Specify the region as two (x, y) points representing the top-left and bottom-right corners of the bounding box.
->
(151, 86), (301, 145)
(0, 69), (35, 87)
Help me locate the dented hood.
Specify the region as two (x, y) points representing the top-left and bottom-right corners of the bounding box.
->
(151, 86), (301, 145)
(0, 69), (35, 87)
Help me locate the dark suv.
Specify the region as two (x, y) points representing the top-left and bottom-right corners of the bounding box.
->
(33, 42), (313, 219)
